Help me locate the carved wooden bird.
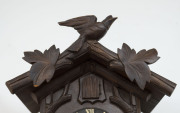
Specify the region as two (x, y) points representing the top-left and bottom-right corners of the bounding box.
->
(58, 15), (117, 52)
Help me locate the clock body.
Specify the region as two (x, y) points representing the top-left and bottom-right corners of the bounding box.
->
(40, 72), (140, 113)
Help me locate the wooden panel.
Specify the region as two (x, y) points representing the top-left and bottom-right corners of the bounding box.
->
(78, 73), (106, 104)
(82, 74), (100, 99)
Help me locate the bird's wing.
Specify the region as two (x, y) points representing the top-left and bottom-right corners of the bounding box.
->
(58, 15), (97, 34)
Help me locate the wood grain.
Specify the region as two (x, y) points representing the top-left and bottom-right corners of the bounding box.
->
(46, 84), (72, 113)
(23, 45), (60, 87)
(78, 73), (106, 104)
(82, 74), (100, 99)
(6, 35), (176, 113)
(110, 86), (135, 113)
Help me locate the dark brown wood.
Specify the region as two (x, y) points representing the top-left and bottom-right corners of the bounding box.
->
(6, 41), (176, 97)
(140, 86), (165, 113)
(23, 45), (60, 87)
(78, 73), (106, 104)
(46, 93), (52, 105)
(88, 41), (175, 97)
(40, 88), (64, 113)
(6, 15), (176, 113)
(40, 99), (46, 113)
(6, 71), (32, 94)
(6, 40), (176, 113)
(89, 41), (176, 96)
(31, 63), (85, 104)
(117, 43), (160, 89)
(131, 94), (136, 106)
(47, 95), (71, 113)
(150, 71), (176, 96)
(135, 97), (141, 113)
(46, 84), (72, 113)
(82, 74), (100, 99)
(110, 86), (135, 113)
(88, 41), (176, 96)
(50, 77), (124, 113)
(58, 15), (117, 52)
(94, 62), (152, 102)
(32, 61), (151, 104)
(16, 88), (40, 113)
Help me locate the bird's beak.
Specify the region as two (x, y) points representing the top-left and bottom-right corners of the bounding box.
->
(102, 15), (117, 23)
(102, 15), (117, 29)
(110, 17), (117, 23)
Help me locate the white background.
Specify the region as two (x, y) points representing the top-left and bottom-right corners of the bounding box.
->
(0, 0), (180, 112)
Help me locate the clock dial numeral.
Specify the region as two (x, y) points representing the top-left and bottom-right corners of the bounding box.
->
(75, 108), (106, 113)
(86, 109), (94, 113)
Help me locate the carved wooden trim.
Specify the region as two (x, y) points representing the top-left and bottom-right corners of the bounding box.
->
(94, 63), (152, 102)
(46, 95), (71, 113)
(5, 15), (176, 113)
(82, 74), (100, 99)
(58, 15), (117, 52)
(31, 61), (151, 104)
(110, 96), (135, 113)
(109, 87), (135, 113)
(7, 41), (176, 97)
(31, 63), (85, 104)
(78, 73), (106, 104)
(6, 41), (176, 113)
(46, 93), (53, 105)
(135, 96), (141, 113)
(46, 84), (72, 113)
(88, 41), (176, 96)
(23, 45), (60, 87)
(117, 43), (160, 89)
(6, 71), (32, 94)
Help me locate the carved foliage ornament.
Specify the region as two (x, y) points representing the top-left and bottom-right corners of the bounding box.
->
(23, 45), (60, 87)
(118, 43), (160, 89)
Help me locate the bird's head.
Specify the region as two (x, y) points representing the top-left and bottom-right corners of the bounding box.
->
(102, 15), (117, 29)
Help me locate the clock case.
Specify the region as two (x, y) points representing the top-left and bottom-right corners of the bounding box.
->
(6, 40), (176, 113)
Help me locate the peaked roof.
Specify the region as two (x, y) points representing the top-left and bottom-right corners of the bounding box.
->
(6, 40), (176, 113)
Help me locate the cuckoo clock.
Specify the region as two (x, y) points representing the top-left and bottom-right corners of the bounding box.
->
(6, 15), (176, 113)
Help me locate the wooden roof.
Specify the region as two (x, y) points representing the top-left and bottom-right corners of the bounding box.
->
(6, 40), (176, 113)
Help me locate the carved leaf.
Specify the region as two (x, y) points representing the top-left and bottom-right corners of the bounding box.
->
(118, 43), (160, 89)
(23, 45), (60, 87)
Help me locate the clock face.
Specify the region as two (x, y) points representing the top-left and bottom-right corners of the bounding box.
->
(74, 108), (107, 113)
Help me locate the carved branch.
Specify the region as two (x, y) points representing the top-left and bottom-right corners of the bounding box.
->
(46, 84), (72, 113)
(94, 63), (151, 102)
(110, 87), (135, 113)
